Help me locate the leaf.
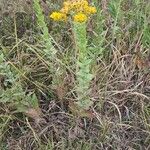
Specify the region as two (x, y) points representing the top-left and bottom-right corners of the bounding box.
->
(27, 93), (39, 108)
(0, 53), (4, 63)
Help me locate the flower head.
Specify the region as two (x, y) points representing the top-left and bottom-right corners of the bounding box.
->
(84, 6), (97, 14)
(50, 12), (67, 21)
(73, 13), (87, 23)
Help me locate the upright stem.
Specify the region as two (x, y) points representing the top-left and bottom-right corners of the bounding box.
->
(73, 22), (93, 110)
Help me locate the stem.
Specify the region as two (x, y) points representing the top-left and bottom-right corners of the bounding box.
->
(73, 22), (93, 110)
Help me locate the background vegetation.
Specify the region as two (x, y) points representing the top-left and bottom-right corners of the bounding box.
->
(0, 0), (150, 149)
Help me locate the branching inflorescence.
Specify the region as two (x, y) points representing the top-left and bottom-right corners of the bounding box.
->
(50, 0), (96, 22)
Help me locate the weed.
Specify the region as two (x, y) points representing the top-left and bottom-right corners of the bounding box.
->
(0, 0), (150, 149)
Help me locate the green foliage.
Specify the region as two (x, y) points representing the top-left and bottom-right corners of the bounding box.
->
(0, 50), (39, 113)
(33, 0), (63, 90)
(108, 0), (122, 19)
(0, 51), (16, 91)
(0, 84), (38, 112)
(73, 22), (93, 110)
(73, 22), (87, 58)
(33, 0), (56, 57)
(143, 25), (150, 48)
(88, 2), (106, 61)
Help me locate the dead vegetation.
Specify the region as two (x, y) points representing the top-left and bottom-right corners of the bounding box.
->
(0, 0), (150, 149)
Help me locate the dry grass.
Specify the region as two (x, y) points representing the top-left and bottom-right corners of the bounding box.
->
(0, 0), (150, 149)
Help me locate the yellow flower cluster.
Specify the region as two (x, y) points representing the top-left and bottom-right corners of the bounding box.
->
(73, 13), (87, 23)
(50, 12), (67, 21)
(50, 0), (97, 23)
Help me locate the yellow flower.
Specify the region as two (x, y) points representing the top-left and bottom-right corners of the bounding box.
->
(88, 6), (97, 14)
(84, 6), (97, 14)
(63, 1), (70, 8)
(81, 0), (88, 7)
(73, 13), (87, 23)
(50, 12), (67, 21)
(63, 0), (89, 13)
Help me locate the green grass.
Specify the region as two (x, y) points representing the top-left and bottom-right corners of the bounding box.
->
(0, 0), (150, 149)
